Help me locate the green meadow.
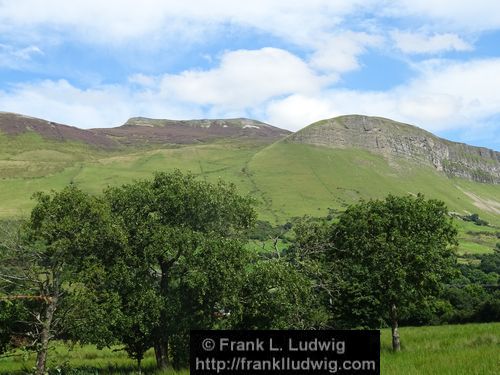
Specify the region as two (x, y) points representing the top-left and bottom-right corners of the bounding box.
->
(1, 323), (498, 374)
(0, 133), (498, 254)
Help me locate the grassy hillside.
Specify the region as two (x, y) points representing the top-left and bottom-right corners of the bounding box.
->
(1, 323), (498, 374)
(247, 142), (499, 224)
(247, 141), (499, 252)
(0, 138), (265, 216)
(0, 117), (499, 254)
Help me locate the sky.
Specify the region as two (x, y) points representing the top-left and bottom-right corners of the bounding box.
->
(0, 1), (499, 151)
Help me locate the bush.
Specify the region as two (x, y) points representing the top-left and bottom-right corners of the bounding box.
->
(463, 213), (489, 226)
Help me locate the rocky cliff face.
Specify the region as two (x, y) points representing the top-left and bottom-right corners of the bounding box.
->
(287, 115), (500, 184)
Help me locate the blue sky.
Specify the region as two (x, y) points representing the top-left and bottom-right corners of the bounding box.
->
(0, 1), (499, 151)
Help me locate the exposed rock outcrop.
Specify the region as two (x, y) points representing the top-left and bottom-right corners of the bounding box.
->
(287, 115), (500, 184)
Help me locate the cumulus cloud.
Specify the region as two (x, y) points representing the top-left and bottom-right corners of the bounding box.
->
(1, 1), (500, 151)
(0, 1), (382, 83)
(309, 32), (382, 74)
(262, 58), (500, 136)
(402, 59), (500, 126)
(266, 95), (340, 131)
(0, 0), (370, 45)
(392, 31), (472, 54)
(0, 79), (199, 128)
(161, 48), (329, 109)
(3, 52), (498, 143)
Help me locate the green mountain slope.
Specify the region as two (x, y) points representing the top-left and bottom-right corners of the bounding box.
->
(248, 142), (499, 223)
(0, 112), (498, 254)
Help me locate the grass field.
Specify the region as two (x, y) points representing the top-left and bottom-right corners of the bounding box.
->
(0, 133), (499, 254)
(380, 323), (500, 375)
(1, 323), (498, 374)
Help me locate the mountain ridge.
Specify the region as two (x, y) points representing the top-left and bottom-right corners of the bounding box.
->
(0, 111), (498, 184)
(0, 112), (290, 147)
(286, 115), (500, 184)
(91, 117), (290, 145)
(0, 111), (499, 246)
(0, 111), (116, 148)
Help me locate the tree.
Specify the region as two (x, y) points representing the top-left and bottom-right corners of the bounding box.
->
(239, 257), (328, 330)
(0, 186), (126, 374)
(293, 194), (458, 351)
(102, 170), (256, 369)
(333, 194), (457, 351)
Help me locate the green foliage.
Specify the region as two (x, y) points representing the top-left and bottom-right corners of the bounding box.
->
(477, 250), (500, 274)
(239, 258), (328, 330)
(0, 186), (127, 373)
(337, 194), (457, 325)
(437, 251), (500, 324)
(463, 213), (489, 226)
(0, 300), (28, 355)
(0, 152), (496, 371)
(93, 170), (257, 368)
(293, 194), (459, 332)
(27, 185), (127, 266)
(247, 220), (280, 241)
(2, 170), (257, 370)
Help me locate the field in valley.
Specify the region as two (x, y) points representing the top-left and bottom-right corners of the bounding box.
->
(1, 323), (498, 374)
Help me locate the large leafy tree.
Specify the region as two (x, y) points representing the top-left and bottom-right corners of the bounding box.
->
(0, 187), (126, 374)
(103, 170), (256, 369)
(334, 194), (457, 351)
(294, 194), (458, 351)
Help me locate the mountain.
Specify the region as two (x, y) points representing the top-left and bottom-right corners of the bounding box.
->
(0, 112), (115, 148)
(0, 111), (498, 253)
(0, 112), (290, 148)
(247, 116), (499, 225)
(91, 117), (290, 145)
(287, 115), (500, 184)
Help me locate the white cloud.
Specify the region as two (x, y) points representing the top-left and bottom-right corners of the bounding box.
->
(0, 44), (42, 68)
(0, 0), (371, 45)
(0, 79), (199, 128)
(0, 0), (499, 151)
(390, 0), (500, 32)
(261, 58), (500, 136)
(128, 73), (157, 88)
(309, 32), (382, 74)
(2, 55), (500, 145)
(0, 1), (380, 85)
(3, 0), (497, 48)
(266, 95), (340, 131)
(392, 31), (472, 54)
(161, 48), (329, 109)
(402, 59), (500, 126)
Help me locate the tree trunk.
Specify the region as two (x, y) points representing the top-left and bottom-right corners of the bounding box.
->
(154, 340), (169, 369)
(154, 260), (169, 369)
(390, 303), (401, 352)
(35, 296), (58, 375)
(137, 358), (142, 375)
